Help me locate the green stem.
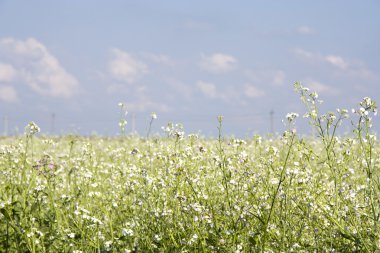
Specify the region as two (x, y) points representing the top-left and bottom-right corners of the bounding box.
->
(261, 131), (295, 251)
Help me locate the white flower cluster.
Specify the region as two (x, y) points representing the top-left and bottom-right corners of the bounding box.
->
(352, 97), (377, 117)
(162, 122), (185, 139)
(25, 121), (40, 135)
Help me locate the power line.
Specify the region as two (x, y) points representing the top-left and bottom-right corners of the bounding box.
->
(1, 110), (287, 135)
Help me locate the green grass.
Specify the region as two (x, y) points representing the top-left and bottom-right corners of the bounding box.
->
(0, 83), (379, 252)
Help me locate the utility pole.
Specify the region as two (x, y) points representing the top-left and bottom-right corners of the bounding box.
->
(3, 115), (8, 136)
(131, 113), (136, 133)
(51, 113), (55, 134)
(270, 109), (274, 133)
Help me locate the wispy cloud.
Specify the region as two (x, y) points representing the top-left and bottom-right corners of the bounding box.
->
(293, 48), (315, 59)
(294, 48), (350, 69)
(273, 71), (286, 86)
(245, 69), (286, 86)
(196, 80), (217, 98)
(125, 99), (170, 113)
(293, 48), (375, 79)
(142, 53), (175, 67)
(305, 79), (340, 95)
(0, 85), (18, 103)
(199, 53), (238, 73)
(0, 63), (16, 82)
(324, 55), (348, 69)
(125, 86), (170, 113)
(106, 49), (173, 113)
(108, 48), (148, 83)
(296, 25), (315, 35)
(165, 78), (193, 100)
(0, 37), (79, 98)
(243, 84), (265, 98)
(184, 19), (213, 31)
(196, 80), (244, 104)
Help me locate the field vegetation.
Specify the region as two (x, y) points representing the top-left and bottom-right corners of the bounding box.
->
(0, 83), (379, 252)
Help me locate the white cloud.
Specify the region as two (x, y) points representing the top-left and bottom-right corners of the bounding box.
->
(200, 53), (237, 73)
(0, 37), (79, 98)
(293, 48), (375, 80)
(324, 55), (348, 69)
(142, 53), (175, 67)
(196, 81), (217, 98)
(0, 86), (18, 102)
(293, 48), (316, 59)
(273, 70), (286, 86)
(109, 48), (148, 83)
(304, 79), (339, 95)
(107, 83), (169, 113)
(244, 84), (265, 98)
(346, 67), (375, 80)
(126, 86), (170, 112)
(296, 26), (315, 35)
(126, 99), (170, 113)
(0, 63), (16, 82)
(245, 69), (286, 86)
(165, 78), (193, 100)
(106, 82), (130, 94)
(184, 20), (213, 31)
(196, 80), (243, 103)
(294, 48), (349, 70)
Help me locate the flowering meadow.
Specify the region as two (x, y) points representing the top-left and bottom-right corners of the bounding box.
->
(0, 83), (379, 252)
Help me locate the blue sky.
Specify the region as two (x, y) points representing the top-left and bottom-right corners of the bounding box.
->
(0, 0), (379, 136)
